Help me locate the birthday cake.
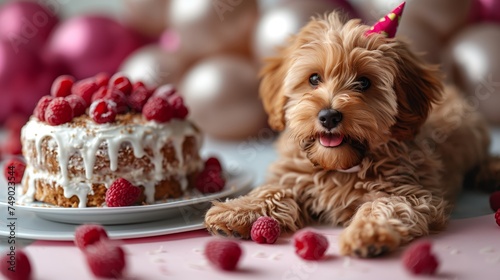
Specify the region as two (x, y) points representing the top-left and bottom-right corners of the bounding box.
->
(19, 73), (203, 208)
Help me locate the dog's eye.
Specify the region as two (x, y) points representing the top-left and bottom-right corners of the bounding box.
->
(355, 77), (371, 92)
(309, 73), (322, 87)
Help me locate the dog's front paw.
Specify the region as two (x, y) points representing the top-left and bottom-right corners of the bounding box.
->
(204, 200), (261, 239)
(339, 219), (401, 258)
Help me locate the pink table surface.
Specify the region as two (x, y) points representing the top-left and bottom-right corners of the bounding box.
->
(21, 214), (499, 280)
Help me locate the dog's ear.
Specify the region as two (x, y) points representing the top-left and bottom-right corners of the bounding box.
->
(390, 40), (443, 141)
(259, 51), (288, 132)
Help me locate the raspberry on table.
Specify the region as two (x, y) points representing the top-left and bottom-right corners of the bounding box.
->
(33, 96), (54, 121)
(251, 216), (281, 244)
(65, 95), (87, 118)
(85, 241), (126, 278)
(0, 249), (31, 280)
(105, 178), (141, 207)
(142, 96), (173, 123)
(74, 224), (109, 250)
(89, 99), (117, 124)
(44, 97), (73, 126)
(495, 209), (500, 227)
(293, 230), (329, 260)
(51, 75), (75, 97)
(3, 157), (26, 184)
(205, 240), (242, 271)
(128, 84), (152, 112)
(109, 73), (132, 96)
(72, 78), (98, 105)
(489, 191), (500, 212)
(402, 240), (439, 275)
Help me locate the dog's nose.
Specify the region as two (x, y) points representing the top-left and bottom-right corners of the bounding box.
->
(318, 109), (342, 129)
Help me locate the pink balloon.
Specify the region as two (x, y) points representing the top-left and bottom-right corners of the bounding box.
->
(473, 0), (500, 22)
(0, 1), (59, 52)
(0, 39), (59, 123)
(47, 16), (144, 79)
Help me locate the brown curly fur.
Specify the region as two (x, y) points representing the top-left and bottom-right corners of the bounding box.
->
(204, 12), (498, 257)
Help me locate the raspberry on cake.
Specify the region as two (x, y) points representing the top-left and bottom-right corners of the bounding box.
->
(72, 78), (99, 105)
(51, 75), (75, 98)
(105, 178), (141, 207)
(20, 73), (204, 208)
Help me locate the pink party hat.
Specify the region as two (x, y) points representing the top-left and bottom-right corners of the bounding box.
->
(365, 2), (406, 38)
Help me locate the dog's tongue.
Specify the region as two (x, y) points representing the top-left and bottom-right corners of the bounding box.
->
(319, 133), (343, 147)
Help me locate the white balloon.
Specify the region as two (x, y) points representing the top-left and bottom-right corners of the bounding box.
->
(180, 55), (268, 139)
(445, 24), (500, 124)
(123, 0), (168, 37)
(166, 0), (259, 59)
(253, 0), (346, 60)
(119, 45), (186, 88)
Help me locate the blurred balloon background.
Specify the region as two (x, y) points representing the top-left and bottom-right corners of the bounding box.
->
(0, 0), (499, 157)
(354, 0), (500, 124)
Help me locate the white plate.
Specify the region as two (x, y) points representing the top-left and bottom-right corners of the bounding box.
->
(0, 170), (252, 240)
(0, 206), (208, 241)
(0, 169), (252, 225)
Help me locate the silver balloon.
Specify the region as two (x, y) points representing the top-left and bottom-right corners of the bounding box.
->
(257, 0), (288, 11)
(253, 0), (351, 61)
(398, 0), (473, 64)
(445, 24), (500, 124)
(179, 55), (268, 140)
(398, 17), (444, 64)
(166, 0), (259, 59)
(119, 45), (187, 88)
(356, 0), (405, 22)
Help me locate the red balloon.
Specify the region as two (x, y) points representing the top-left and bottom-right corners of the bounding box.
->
(47, 16), (144, 79)
(0, 1), (59, 52)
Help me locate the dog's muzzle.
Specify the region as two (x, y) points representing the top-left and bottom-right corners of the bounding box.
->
(318, 109), (342, 129)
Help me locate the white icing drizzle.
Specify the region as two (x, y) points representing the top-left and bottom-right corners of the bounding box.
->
(143, 182), (156, 204)
(20, 116), (203, 207)
(179, 175), (188, 192)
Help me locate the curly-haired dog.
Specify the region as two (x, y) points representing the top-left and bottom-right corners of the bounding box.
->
(204, 4), (498, 257)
